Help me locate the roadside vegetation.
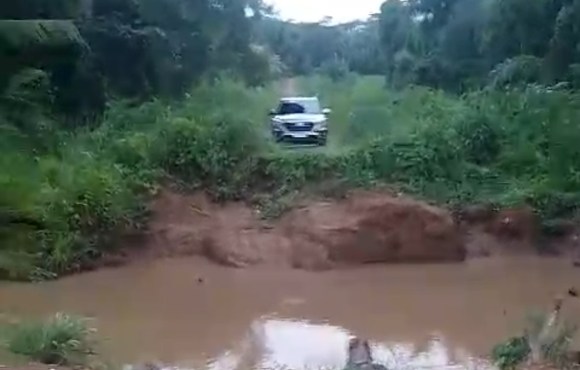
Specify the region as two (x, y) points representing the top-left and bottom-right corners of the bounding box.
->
(301, 75), (580, 219)
(5, 75), (580, 280)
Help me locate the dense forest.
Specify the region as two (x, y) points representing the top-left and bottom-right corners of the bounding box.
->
(0, 0), (275, 120)
(258, 0), (580, 90)
(3, 0), (580, 121)
(3, 0), (580, 281)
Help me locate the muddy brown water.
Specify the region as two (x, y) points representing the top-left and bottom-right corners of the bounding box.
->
(1, 256), (580, 369)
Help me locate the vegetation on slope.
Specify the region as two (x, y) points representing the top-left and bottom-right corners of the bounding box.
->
(3, 76), (580, 280)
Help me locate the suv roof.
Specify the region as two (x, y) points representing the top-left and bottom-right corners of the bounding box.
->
(280, 96), (318, 102)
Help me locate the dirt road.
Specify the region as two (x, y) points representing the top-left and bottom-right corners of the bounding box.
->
(279, 77), (299, 96)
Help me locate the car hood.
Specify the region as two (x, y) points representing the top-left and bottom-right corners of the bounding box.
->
(273, 113), (326, 123)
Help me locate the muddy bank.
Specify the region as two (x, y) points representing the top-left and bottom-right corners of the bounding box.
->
(132, 189), (466, 269)
(458, 205), (580, 258)
(109, 187), (580, 271)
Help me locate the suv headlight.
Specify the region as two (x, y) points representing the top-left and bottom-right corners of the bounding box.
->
(313, 120), (327, 131)
(272, 118), (283, 128)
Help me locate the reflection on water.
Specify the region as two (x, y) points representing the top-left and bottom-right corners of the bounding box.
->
(1, 256), (580, 369)
(201, 318), (494, 370)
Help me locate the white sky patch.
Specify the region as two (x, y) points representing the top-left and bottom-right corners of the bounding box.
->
(265, 0), (384, 23)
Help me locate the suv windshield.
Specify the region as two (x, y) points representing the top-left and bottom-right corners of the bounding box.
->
(277, 100), (321, 115)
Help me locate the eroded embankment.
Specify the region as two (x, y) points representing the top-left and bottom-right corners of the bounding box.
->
(117, 188), (572, 270)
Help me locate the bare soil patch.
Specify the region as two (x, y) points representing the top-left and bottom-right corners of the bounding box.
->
(129, 189), (465, 270)
(102, 185), (580, 272)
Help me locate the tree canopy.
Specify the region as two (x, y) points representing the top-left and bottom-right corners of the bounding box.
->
(3, 0), (580, 120)
(0, 0), (274, 121)
(252, 0), (580, 91)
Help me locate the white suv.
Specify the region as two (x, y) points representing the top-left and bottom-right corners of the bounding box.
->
(269, 96), (330, 146)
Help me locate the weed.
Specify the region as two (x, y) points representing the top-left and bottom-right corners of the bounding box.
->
(492, 336), (530, 370)
(5, 313), (96, 366)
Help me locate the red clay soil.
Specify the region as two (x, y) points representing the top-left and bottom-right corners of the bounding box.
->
(458, 205), (555, 257)
(133, 189), (466, 270)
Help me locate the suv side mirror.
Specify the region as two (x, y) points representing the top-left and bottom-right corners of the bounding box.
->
(322, 108), (332, 115)
(268, 109), (277, 116)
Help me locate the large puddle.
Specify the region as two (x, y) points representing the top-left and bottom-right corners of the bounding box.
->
(1, 256), (580, 369)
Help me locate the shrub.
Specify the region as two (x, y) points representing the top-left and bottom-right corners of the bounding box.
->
(155, 114), (264, 199)
(36, 152), (143, 274)
(489, 55), (546, 89)
(0, 152), (48, 280)
(5, 313), (95, 366)
(492, 336), (530, 370)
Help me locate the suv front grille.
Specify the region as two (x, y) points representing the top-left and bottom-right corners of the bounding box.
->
(285, 122), (313, 132)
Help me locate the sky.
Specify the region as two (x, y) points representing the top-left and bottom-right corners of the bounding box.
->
(265, 0), (384, 24)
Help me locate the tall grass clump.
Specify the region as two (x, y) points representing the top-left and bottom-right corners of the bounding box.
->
(4, 313), (96, 366)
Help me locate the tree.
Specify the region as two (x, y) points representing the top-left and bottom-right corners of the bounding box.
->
(483, 0), (560, 64)
(379, 0), (420, 83)
(0, 1), (104, 122)
(547, 0), (580, 79)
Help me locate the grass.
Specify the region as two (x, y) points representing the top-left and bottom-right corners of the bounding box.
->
(3, 74), (580, 279)
(3, 313), (96, 366)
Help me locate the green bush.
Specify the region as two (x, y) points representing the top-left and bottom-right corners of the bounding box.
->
(489, 55), (546, 89)
(0, 153), (45, 280)
(155, 115), (263, 199)
(5, 313), (95, 366)
(38, 152), (142, 273)
(492, 336), (530, 370)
